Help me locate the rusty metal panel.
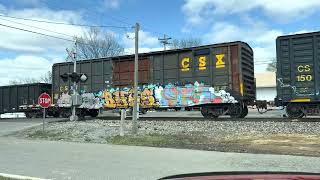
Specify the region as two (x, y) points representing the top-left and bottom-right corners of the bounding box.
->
(240, 44), (255, 100)
(231, 45), (240, 93)
(112, 58), (150, 87)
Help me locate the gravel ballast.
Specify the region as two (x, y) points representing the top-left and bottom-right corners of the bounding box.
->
(11, 119), (320, 156)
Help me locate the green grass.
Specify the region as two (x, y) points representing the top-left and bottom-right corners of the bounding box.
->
(107, 133), (208, 149)
(25, 130), (70, 141)
(0, 176), (19, 180)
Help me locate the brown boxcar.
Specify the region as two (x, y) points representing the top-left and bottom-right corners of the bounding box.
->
(52, 41), (255, 118)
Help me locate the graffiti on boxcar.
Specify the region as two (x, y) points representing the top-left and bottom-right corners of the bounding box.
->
(101, 86), (160, 109)
(79, 93), (103, 109)
(57, 92), (71, 107)
(154, 82), (236, 107)
(55, 81), (237, 109)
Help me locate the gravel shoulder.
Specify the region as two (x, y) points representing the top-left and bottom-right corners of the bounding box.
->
(10, 119), (320, 157)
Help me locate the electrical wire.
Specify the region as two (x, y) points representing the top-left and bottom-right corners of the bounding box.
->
(0, 19), (276, 62)
(0, 13), (172, 44)
(0, 14), (130, 29)
(0, 17), (75, 38)
(0, 23), (133, 55)
(0, 23), (74, 42)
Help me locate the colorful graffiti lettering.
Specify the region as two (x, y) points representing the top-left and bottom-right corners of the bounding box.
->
(56, 82), (237, 109)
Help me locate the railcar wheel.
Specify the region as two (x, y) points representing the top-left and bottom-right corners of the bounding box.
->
(229, 103), (244, 118)
(89, 109), (99, 118)
(239, 105), (248, 118)
(61, 109), (71, 118)
(25, 112), (33, 118)
(201, 107), (220, 119)
(53, 111), (60, 118)
(200, 107), (210, 118)
(140, 109), (147, 114)
(286, 103), (304, 118)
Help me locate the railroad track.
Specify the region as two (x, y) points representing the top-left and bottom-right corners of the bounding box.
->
(95, 116), (320, 122)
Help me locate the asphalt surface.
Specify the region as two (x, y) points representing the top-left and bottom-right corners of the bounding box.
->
(0, 110), (320, 179)
(0, 118), (64, 136)
(0, 137), (320, 180)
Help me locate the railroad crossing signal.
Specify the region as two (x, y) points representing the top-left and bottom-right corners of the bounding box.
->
(38, 93), (51, 109)
(60, 72), (87, 83)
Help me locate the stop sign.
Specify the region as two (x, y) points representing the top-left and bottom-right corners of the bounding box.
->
(38, 93), (51, 108)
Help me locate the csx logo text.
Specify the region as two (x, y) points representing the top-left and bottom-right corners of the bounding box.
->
(180, 54), (225, 72)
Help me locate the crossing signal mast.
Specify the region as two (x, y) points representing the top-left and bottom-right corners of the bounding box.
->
(61, 42), (87, 121)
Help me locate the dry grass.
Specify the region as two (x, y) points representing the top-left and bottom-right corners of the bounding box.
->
(108, 133), (320, 156)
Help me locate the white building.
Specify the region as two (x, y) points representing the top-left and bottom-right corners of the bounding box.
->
(255, 72), (276, 102)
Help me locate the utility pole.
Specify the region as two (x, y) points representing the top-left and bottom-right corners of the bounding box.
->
(158, 34), (171, 50)
(132, 22), (140, 134)
(70, 40), (78, 121)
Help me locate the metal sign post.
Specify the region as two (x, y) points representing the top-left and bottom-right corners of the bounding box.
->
(43, 108), (45, 131)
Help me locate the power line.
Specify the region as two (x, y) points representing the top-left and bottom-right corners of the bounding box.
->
(0, 13), (172, 44)
(0, 23), (74, 42)
(0, 17), (75, 38)
(0, 23), (133, 54)
(0, 16), (133, 47)
(0, 14), (130, 29)
(158, 34), (171, 50)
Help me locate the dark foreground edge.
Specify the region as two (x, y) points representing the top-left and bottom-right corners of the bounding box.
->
(159, 171), (320, 180)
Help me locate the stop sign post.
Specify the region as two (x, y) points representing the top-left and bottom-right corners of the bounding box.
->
(38, 93), (51, 131)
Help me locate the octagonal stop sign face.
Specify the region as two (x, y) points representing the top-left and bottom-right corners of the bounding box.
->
(38, 93), (51, 108)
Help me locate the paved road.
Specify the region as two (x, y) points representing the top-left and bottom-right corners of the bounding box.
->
(0, 137), (320, 180)
(0, 118), (64, 136)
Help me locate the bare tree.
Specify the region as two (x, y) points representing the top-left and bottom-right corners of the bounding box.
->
(170, 37), (202, 49)
(8, 71), (52, 85)
(9, 77), (39, 85)
(40, 71), (52, 84)
(266, 59), (277, 72)
(75, 27), (124, 60)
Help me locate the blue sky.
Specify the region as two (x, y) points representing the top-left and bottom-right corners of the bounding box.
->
(0, 0), (320, 85)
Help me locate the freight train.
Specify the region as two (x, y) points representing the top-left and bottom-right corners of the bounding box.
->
(0, 31), (319, 119)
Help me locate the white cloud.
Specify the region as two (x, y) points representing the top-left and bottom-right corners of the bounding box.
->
(204, 21), (284, 72)
(0, 7), (85, 53)
(204, 22), (282, 46)
(0, 55), (53, 85)
(182, 0), (320, 25)
(122, 30), (160, 51)
(103, 0), (120, 9)
(0, 5), (90, 84)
